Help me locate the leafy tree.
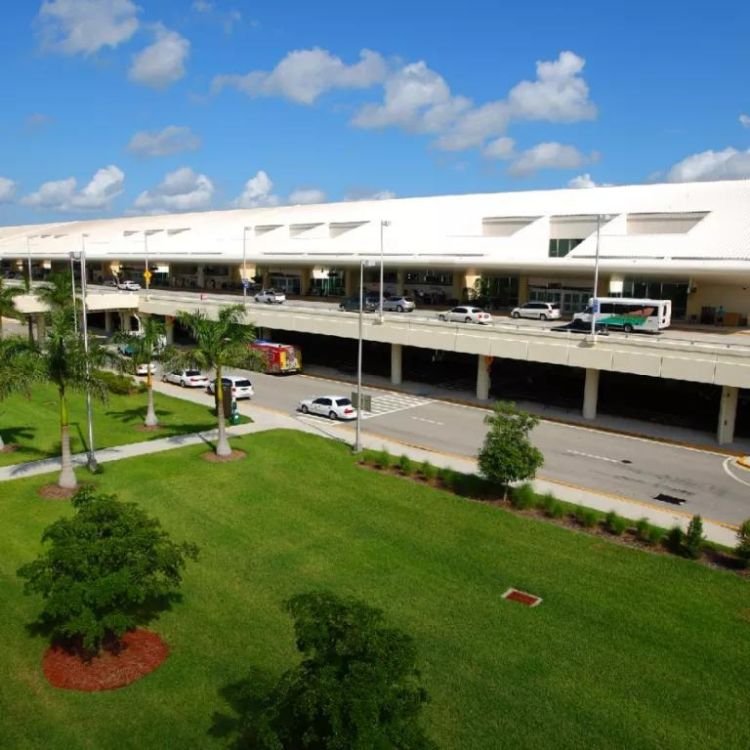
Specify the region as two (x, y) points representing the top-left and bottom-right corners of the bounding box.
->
(177, 304), (259, 456)
(683, 515), (705, 559)
(477, 400), (544, 500)
(0, 336), (44, 450)
(17, 486), (199, 655)
(0, 277), (22, 339)
(236, 591), (435, 750)
(112, 315), (173, 428)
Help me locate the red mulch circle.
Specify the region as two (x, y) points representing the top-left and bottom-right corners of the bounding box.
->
(43, 629), (169, 691)
(0, 443), (19, 453)
(201, 449), (246, 463)
(37, 484), (77, 500)
(135, 425), (163, 432)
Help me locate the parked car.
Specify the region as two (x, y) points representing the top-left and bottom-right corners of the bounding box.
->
(438, 306), (493, 325)
(298, 395), (358, 420)
(207, 375), (254, 400)
(162, 369), (210, 388)
(511, 301), (561, 321)
(382, 296), (416, 313)
(117, 280), (141, 291)
(135, 362), (157, 376)
(339, 296), (377, 313)
(254, 289), (286, 304)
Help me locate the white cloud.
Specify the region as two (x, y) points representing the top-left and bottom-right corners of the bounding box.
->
(127, 125), (201, 156)
(192, 0), (213, 10)
(22, 165), (124, 211)
(568, 173), (597, 188)
(129, 25), (190, 89)
(353, 61), (470, 133)
(507, 51), (596, 122)
(288, 188), (326, 205)
(740, 114), (750, 128)
(507, 142), (588, 177)
(482, 136), (515, 160)
(213, 48), (387, 105)
(0, 177), (17, 203)
(665, 147), (750, 182)
(37, 0), (139, 55)
(133, 167), (214, 213)
(232, 171), (279, 208)
(344, 188), (397, 201)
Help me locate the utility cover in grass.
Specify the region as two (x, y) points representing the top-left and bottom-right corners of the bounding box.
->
(502, 588), (542, 607)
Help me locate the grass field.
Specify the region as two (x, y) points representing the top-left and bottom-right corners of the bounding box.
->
(1, 430), (748, 749)
(0, 383), (236, 467)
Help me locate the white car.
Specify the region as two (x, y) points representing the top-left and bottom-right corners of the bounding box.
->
(207, 375), (254, 400)
(117, 280), (141, 291)
(438, 306), (493, 325)
(135, 362), (157, 376)
(298, 395), (358, 420)
(162, 369), (210, 388)
(255, 289), (286, 304)
(511, 301), (561, 321)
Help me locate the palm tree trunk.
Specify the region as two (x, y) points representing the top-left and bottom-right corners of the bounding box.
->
(27, 316), (34, 345)
(144, 370), (158, 427)
(214, 366), (231, 457)
(58, 388), (77, 489)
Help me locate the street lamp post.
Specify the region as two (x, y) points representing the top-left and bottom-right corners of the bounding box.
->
(69, 252), (78, 336)
(378, 220), (390, 323)
(590, 214), (602, 339)
(242, 225), (251, 305)
(354, 259), (375, 453)
(78, 235), (98, 472)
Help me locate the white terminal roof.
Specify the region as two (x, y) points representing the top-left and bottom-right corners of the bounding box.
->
(1, 179), (750, 281)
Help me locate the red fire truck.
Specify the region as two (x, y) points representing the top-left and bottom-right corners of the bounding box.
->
(250, 341), (302, 374)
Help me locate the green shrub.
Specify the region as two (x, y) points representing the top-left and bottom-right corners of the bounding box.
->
(398, 454), (413, 475)
(574, 506), (599, 528)
(438, 467), (457, 488)
(94, 369), (143, 395)
(540, 493), (564, 519)
(647, 525), (664, 546)
(604, 511), (628, 536)
(683, 515), (705, 559)
(510, 482), (536, 510)
(374, 449), (392, 470)
(736, 519), (750, 563)
(635, 517), (651, 542)
(419, 460), (436, 481)
(666, 526), (684, 554)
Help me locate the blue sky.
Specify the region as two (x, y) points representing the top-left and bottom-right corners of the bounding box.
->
(0, 0), (748, 224)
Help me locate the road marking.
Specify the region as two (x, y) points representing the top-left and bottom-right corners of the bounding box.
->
(361, 393), (434, 420)
(411, 416), (444, 426)
(722, 457), (750, 488)
(566, 449), (624, 464)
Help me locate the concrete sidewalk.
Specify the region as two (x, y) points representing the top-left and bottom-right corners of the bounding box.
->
(0, 385), (740, 548)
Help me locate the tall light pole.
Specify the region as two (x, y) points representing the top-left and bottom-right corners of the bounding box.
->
(242, 225), (252, 305)
(78, 234), (98, 473)
(378, 220), (390, 323)
(354, 259), (375, 453)
(590, 214), (602, 338)
(69, 252), (78, 336)
(123, 228), (163, 292)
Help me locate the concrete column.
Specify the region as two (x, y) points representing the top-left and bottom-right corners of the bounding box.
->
(476, 355), (491, 401)
(165, 316), (174, 345)
(104, 310), (113, 334)
(717, 385), (739, 445)
(396, 269), (406, 295)
(119, 310), (129, 332)
(35, 313), (46, 340)
(299, 267), (311, 297)
(583, 368), (600, 420)
(196, 265), (205, 288)
(344, 269), (356, 296)
(391, 343), (403, 385)
(518, 275), (530, 305)
(262, 270), (271, 289)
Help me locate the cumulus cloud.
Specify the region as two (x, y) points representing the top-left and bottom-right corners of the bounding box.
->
(22, 165), (124, 211)
(232, 171), (280, 208)
(213, 48), (387, 105)
(344, 188), (397, 201)
(482, 136), (515, 160)
(133, 167), (214, 213)
(507, 142), (589, 177)
(288, 188), (326, 205)
(127, 125), (201, 157)
(129, 24), (190, 89)
(740, 114), (750, 128)
(37, 0), (139, 55)
(568, 173), (597, 188)
(192, 0), (213, 10)
(0, 177), (17, 203)
(665, 147), (750, 182)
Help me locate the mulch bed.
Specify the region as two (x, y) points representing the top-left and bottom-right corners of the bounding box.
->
(135, 425), (163, 433)
(37, 484), (77, 500)
(201, 449), (246, 463)
(43, 629), (169, 691)
(0, 444), (19, 453)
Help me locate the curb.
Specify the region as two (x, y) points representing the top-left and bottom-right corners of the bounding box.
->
(737, 456), (750, 471)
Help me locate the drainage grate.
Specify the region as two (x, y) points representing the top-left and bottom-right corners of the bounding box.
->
(621, 459), (632, 464)
(502, 588), (542, 607)
(653, 493), (687, 506)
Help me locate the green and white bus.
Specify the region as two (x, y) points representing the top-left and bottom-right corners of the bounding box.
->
(573, 297), (672, 333)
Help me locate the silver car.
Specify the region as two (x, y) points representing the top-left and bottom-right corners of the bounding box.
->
(255, 289), (286, 304)
(382, 296), (416, 313)
(511, 302), (561, 320)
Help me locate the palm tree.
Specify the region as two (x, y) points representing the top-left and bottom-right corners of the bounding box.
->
(177, 305), (258, 457)
(40, 307), (107, 489)
(36, 271), (74, 311)
(112, 315), (171, 428)
(0, 277), (22, 339)
(0, 337), (44, 451)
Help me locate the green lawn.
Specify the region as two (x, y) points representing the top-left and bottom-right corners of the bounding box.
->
(0, 383), (234, 466)
(1, 430), (748, 749)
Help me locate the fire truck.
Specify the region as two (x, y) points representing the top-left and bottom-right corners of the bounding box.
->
(250, 341), (302, 374)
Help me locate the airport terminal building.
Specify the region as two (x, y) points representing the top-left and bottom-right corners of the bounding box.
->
(1, 178), (749, 324)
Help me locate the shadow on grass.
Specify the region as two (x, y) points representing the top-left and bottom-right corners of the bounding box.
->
(0, 425), (45, 456)
(209, 668), (277, 748)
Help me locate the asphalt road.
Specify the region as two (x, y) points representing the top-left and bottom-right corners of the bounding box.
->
(219, 368), (750, 526)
